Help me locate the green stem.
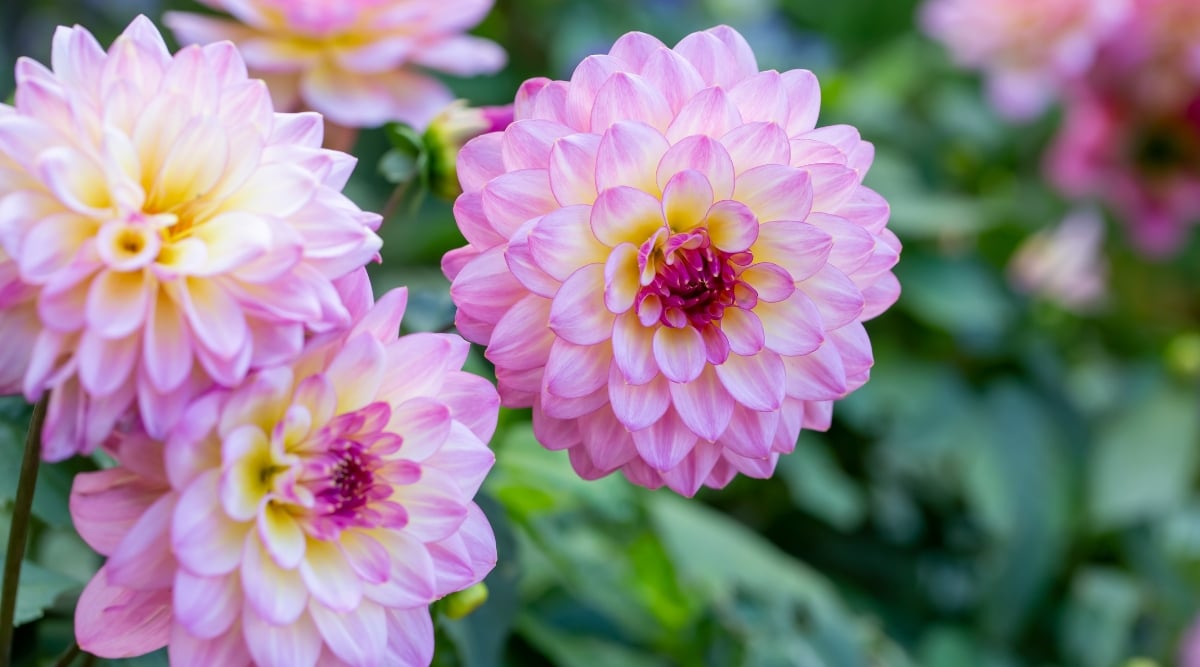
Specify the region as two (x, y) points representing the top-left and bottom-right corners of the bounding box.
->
(51, 641), (80, 667)
(0, 395), (48, 667)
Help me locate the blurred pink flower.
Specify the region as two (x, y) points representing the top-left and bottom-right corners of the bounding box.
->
(0, 17), (382, 460)
(1047, 89), (1200, 255)
(165, 0), (507, 129)
(443, 26), (900, 496)
(69, 288), (499, 666)
(1008, 208), (1108, 311)
(1090, 0), (1200, 111)
(426, 101), (515, 199)
(920, 0), (1128, 118)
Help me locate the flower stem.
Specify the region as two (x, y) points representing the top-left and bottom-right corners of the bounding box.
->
(0, 395), (48, 667)
(51, 641), (80, 667)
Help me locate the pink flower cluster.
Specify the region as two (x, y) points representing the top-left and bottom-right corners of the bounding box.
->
(165, 0), (507, 129)
(0, 16), (499, 666)
(923, 0), (1200, 255)
(444, 26), (900, 495)
(1, 11), (899, 665)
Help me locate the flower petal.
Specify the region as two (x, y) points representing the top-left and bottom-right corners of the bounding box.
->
(715, 351), (785, 411)
(652, 325), (706, 383)
(668, 365), (734, 441)
(549, 263), (615, 345)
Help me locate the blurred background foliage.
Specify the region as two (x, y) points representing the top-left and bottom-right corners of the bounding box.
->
(3, 0), (1200, 665)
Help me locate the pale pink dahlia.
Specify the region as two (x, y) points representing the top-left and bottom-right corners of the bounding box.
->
(1008, 208), (1108, 312)
(920, 0), (1128, 118)
(69, 288), (499, 666)
(0, 17), (383, 460)
(165, 0), (507, 129)
(443, 27), (901, 496)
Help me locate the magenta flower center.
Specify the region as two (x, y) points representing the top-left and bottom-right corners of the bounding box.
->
(638, 233), (755, 329)
(319, 440), (378, 519)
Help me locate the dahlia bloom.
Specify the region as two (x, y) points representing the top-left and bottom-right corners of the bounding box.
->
(1090, 0), (1200, 111)
(443, 26), (901, 495)
(1008, 208), (1108, 312)
(165, 0), (507, 129)
(69, 287), (499, 666)
(1047, 90), (1200, 255)
(0, 17), (382, 459)
(920, 0), (1128, 118)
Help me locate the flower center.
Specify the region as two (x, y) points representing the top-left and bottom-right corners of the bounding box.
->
(637, 233), (753, 329)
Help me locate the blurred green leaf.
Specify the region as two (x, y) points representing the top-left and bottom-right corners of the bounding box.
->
(1089, 384), (1200, 530)
(779, 434), (866, 531)
(9, 559), (80, 626)
(1061, 568), (1142, 667)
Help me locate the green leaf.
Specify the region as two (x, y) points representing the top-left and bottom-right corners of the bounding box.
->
(1061, 568), (1143, 667)
(1089, 384), (1200, 530)
(779, 434), (866, 531)
(517, 614), (671, 667)
(10, 559), (81, 626)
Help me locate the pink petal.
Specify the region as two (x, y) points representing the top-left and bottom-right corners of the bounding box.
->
(480, 168), (557, 239)
(457, 132), (505, 193)
(143, 291), (193, 393)
(384, 607), (434, 667)
(755, 290), (825, 356)
(106, 494), (176, 589)
(387, 397), (452, 460)
(741, 262), (795, 303)
(722, 122), (791, 174)
(631, 408), (698, 471)
(728, 71), (788, 124)
(449, 246), (524, 341)
(86, 270), (149, 339)
(172, 470), (247, 577)
(532, 405), (581, 451)
(177, 277), (247, 361)
(719, 307), (765, 356)
(608, 366), (670, 430)
(75, 567), (171, 658)
(364, 531), (436, 608)
(549, 263), (615, 346)
(577, 410), (639, 472)
(641, 47), (706, 113)
(410, 35), (506, 76)
(611, 311), (658, 384)
(243, 606), (322, 667)
(325, 333), (386, 413)
(715, 351), (785, 411)
(70, 468), (165, 556)
(807, 212), (877, 275)
(652, 325), (706, 383)
(665, 86), (743, 143)
(655, 134), (736, 200)
(296, 539), (360, 613)
(660, 440), (723, 496)
(77, 329), (138, 397)
(590, 72), (673, 133)
(604, 242), (641, 313)
(733, 164), (814, 224)
(609, 31), (667, 70)
(426, 503), (497, 595)
(528, 205), (607, 281)
(565, 55), (624, 131)
(595, 121), (670, 194)
(174, 570), (240, 639)
(486, 295), (555, 371)
(721, 404), (780, 459)
(668, 365), (734, 441)
(752, 220), (833, 281)
(395, 467), (469, 542)
(168, 622), (251, 667)
(662, 170), (715, 232)
(799, 265), (865, 329)
(548, 132), (601, 205)
(242, 533), (310, 624)
(806, 163), (860, 213)
(705, 199), (758, 252)
(419, 422), (496, 499)
(258, 503), (306, 570)
(782, 69), (821, 136)
(590, 185), (667, 248)
(501, 119), (572, 171)
(783, 338), (848, 400)
(674, 27), (758, 89)
(545, 339), (613, 399)
(310, 600), (387, 666)
(841, 187), (891, 234)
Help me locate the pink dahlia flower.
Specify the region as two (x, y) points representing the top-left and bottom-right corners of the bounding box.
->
(920, 0), (1128, 118)
(0, 17), (383, 460)
(443, 26), (901, 496)
(69, 287), (499, 666)
(165, 0), (507, 129)
(1008, 208), (1108, 312)
(1047, 89), (1200, 255)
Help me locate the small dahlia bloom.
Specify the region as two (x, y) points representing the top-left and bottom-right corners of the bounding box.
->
(165, 0), (507, 129)
(920, 0), (1128, 118)
(0, 17), (382, 459)
(1008, 208), (1108, 312)
(1047, 90), (1200, 255)
(69, 288), (499, 666)
(443, 27), (901, 495)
